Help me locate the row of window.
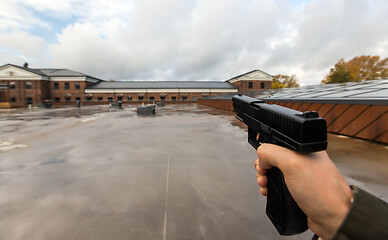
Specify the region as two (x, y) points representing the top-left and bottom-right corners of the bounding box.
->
(10, 97), (33, 104)
(54, 82), (80, 90)
(248, 82), (266, 89)
(9, 95), (196, 103)
(8, 82), (82, 90)
(52, 96), (191, 102)
(9, 82), (32, 89)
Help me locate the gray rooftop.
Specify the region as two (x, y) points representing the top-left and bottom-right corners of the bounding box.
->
(86, 81), (238, 89)
(38, 69), (87, 77)
(1, 64), (103, 80)
(268, 79), (388, 99)
(205, 79), (388, 105)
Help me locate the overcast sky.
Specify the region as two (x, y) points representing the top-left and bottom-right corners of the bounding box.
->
(0, 0), (387, 85)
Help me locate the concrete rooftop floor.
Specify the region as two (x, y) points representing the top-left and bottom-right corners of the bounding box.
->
(0, 104), (387, 240)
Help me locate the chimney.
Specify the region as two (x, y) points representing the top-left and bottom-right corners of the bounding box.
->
(23, 62), (29, 68)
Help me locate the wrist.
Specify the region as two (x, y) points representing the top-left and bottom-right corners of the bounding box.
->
(328, 186), (354, 237)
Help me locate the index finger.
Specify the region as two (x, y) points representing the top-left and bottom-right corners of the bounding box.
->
(257, 143), (283, 170)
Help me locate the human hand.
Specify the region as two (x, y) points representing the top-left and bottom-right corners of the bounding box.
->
(255, 143), (353, 240)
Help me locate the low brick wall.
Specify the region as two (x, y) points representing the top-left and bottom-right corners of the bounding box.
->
(198, 99), (388, 144)
(0, 102), (25, 108)
(0, 102), (11, 108)
(197, 99), (234, 111)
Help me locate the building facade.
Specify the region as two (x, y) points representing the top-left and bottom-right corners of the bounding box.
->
(85, 81), (239, 103)
(0, 64), (102, 107)
(226, 69), (273, 92)
(0, 63), (273, 107)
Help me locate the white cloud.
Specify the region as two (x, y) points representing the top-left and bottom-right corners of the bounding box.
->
(0, 1), (51, 31)
(1, 0), (388, 85)
(0, 31), (46, 60)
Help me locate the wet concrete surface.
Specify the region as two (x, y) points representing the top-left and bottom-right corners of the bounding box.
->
(0, 104), (387, 240)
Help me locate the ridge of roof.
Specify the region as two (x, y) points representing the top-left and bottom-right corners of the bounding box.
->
(0, 63), (46, 76)
(227, 69), (273, 81)
(0, 63), (104, 81)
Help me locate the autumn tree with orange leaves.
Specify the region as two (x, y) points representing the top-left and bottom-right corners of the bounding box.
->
(272, 74), (300, 89)
(322, 55), (388, 84)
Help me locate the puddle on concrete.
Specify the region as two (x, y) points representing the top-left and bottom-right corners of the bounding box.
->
(0, 139), (29, 152)
(0, 104), (387, 240)
(39, 158), (66, 166)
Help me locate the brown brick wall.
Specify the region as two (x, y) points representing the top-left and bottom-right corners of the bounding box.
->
(0, 79), (50, 107)
(50, 81), (89, 102)
(231, 80), (271, 92)
(197, 99), (234, 111)
(0, 89), (8, 102)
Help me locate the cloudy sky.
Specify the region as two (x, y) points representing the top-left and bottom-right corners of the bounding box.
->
(0, 0), (387, 85)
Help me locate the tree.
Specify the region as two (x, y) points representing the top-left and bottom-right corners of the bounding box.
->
(272, 74), (299, 89)
(322, 55), (388, 84)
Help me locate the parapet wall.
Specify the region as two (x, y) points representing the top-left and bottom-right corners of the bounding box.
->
(197, 99), (234, 111)
(198, 98), (388, 144)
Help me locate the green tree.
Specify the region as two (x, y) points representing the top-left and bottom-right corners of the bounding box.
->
(272, 74), (299, 89)
(322, 55), (388, 84)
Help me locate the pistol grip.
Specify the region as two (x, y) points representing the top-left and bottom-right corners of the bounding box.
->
(266, 167), (308, 235)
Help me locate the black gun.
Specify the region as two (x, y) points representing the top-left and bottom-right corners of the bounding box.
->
(233, 94), (327, 235)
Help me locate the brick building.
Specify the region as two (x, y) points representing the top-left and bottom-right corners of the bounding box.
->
(0, 64), (103, 107)
(0, 63), (273, 107)
(85, 81), (239, 102)
(226, 69), (273, 92)
(84, 69), (272, 103)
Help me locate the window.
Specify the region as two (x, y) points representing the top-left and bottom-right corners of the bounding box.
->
(172, 96), (176, 101)
(11, 98), (16, 102)
(65, 97), (71, 102)
(10, 82), (15, 89)
(193, 96), (198, 101)
(76, 97), (81, 102)
(260, 82), (265, 89)
(87, 97), (92, 101)
(138, 97), (144, 101)
(160, 96), (165, 101)
(127, 96), (132, 101)
(65, 83), (70, 89)
(117, 96), (123, 101)
(182, 96), (187, 101)
(249, 82), (253, 89)
(149, 96), (154, 101)
(98, 97), (103, 102)
(75, 83), (80, 89)
(54, 82), (59, 89)
(55, 98), (60, 102)
(108, 97), (113, 102)
(26, 82), (32, 89)
(27, 97), (33, 104)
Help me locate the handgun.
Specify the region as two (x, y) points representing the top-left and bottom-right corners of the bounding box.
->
(232, 94), (327, 235)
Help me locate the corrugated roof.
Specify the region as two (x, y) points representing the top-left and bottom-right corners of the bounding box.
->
(205, 79), (388, 103)
(86, 81), (238, 89)
(268, 79), (388, 99)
